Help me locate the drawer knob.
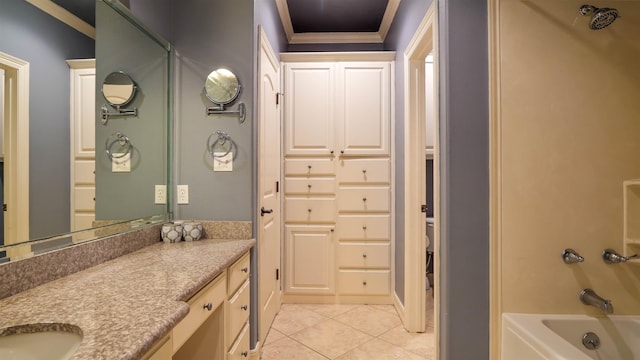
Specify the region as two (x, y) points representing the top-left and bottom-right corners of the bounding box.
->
(362, 169), (367, 174)
(203, 302), (213, 311)
(362, 253), (367, 258)
(241, 267), (249, 273)
(308, 165), (312, 169)
(241, 351), (249, 357)
(362, 197), (367, 202)
(241, 305), (248, 311)
(308, 208), (312, 213)
(362, 281), (367, 286)
(340, 150), (344, 154)
(330, 150), (334, 154)
(308, 184), (312, 189)
(362, 225), (367, 230)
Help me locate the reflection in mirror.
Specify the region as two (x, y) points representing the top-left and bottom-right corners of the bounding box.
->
(205, 68), (240, 106)
(0, 0), (171, 263)
(102, 71), (137, 107)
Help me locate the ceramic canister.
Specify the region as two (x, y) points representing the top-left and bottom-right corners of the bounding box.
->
(182, 222), (203, 241)
(161, 223), (183, 243)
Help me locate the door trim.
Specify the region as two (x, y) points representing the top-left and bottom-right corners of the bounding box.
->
(402, 2), (437, 336)
(0, 51), (29, 247)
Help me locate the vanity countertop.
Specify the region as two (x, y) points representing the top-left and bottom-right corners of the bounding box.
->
(0, 238), (255, 359)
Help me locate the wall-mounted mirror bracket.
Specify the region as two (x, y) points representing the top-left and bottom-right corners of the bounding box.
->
(101, 104), (138, 125)
(206, 102), (246, 124)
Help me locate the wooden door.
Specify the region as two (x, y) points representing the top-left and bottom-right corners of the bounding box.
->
(257, 29), (281, 342)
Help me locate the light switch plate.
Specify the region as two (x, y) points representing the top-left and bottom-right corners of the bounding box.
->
(112, 153), (131, 172)
(155, 185), (166, 204)
(214, 152), (233, 172)
(177, 185), (189, 204)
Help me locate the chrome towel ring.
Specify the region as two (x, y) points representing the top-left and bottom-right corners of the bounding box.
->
(207, 130), (236, 159)
(105, 132), (132, 160)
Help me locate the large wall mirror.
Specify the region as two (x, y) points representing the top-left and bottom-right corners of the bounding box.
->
(0, 0), (171, 262)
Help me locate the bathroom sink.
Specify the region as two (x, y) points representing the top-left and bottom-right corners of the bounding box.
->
(0, 324), (82, 360)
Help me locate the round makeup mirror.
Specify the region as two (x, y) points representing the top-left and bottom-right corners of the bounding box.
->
(205, 68), (240, 105)
(102, 71), (137, 107)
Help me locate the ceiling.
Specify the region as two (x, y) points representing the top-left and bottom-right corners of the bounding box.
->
(46, 0), (401, 44)
(276, 0), (400, 44)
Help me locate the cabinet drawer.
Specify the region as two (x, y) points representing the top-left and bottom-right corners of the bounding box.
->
(228, 322), (250, 360)
(285, 178), (335, 195)
(337, 243), (390, 269)
(338, 158), (389, 184)
(173, 274), (226, 353)
(337, 215), (389, 240)
(285, 198), (335, 223)
(228, 252), (250, 296)
(227, 280), (250, 346)
(285, 158), (335, 176)
(337, 187), (389, 213)
(337, 270), (390, 295)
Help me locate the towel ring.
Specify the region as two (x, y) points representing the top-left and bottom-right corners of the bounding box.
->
(207, 130), (236, 159)
(105, 132), (132, 160)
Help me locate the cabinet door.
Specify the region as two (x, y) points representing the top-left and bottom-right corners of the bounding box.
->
(285, 225), (335, 294)
(336, 62), (390, 156)
(284, 63), (335, 156)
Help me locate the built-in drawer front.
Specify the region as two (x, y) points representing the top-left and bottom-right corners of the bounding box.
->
(337, 187), (389, 213)
(228, 322), (250, 360)
(285, 198), (335, 223)
(337, 270), (390, 295)
(337, 215), (390, 240)
(74, 187), (95, 210)
(173, 274), (226, 352)
(337, 243), (390, 269)
(228, 252), (250, 296)
(338, 158), (389, 184)
(285, 178), (335, 195)
(227, 280), (250, 345)
(285, 158), (335, 176)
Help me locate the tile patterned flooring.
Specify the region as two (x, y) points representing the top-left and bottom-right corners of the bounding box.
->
(261, 291), (435, 359)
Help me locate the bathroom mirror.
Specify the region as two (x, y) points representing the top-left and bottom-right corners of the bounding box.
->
(0, 0), (171, 263)
(205, 68), (241, 106)
(102, 71), (137, 107)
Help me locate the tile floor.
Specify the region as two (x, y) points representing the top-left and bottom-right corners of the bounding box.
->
(261, 290), (435, 359)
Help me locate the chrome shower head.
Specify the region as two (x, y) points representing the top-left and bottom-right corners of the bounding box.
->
(579, 5), (619, 30)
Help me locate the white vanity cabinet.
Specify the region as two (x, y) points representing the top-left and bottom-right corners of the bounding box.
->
(282, 52), (394, 303)
(226, 252), (251, 359)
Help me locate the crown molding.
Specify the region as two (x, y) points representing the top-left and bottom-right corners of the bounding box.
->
(26, 0), (95, 40)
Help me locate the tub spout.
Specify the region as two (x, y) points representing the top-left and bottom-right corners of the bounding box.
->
(580, 289), (614, 314)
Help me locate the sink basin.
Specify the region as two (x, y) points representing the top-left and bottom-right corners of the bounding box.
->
(0, 324), (82, 360)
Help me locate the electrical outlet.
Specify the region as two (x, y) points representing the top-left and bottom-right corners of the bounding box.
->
(177, 185), (189, 204)
(155, 185), (166, 204)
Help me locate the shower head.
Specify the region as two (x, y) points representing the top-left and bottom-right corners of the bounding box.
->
(579, 5), (619, 30)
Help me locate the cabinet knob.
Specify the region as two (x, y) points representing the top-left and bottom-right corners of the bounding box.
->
(362, 197), (367, 202)
(362, 281), (367, 286)
(241, 351), (249, 357)
(362, 225), (367, 230)
(340, 150), (344, 154)
(330, 228), (335, 232)
(241, 267), (249, 273)
(203, 302), (213, 311)
(362, 169), (367, 174)
(330, 150), (334, 154)
(308, 184), (312, 189)
(308, 208), (312, 213)
(241, 305), (248, 311)
(308, 165), (312, 169)
(362, 253), (367, 258)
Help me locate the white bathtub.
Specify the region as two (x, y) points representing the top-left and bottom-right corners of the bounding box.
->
(502, 313), (640, 360)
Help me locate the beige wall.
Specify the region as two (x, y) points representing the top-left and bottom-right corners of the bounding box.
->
(498, 0), (640, 315)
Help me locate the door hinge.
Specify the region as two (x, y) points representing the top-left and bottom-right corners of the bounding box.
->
(276, 268), (279, 280)
(276, 93), (280, 105)
(276, 181), (279, 193)
(421, 204), (428, 213)
(3, 204), (6, 211)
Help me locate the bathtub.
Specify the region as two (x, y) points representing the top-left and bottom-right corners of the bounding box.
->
(502, 313), (640, 360)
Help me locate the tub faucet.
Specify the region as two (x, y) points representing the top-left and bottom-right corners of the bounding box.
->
(580, 289), (614, 314)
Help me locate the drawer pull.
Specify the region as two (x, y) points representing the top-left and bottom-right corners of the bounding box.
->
(308, 184), (312, 189)
(241, 305), (248, 311)
(362, 225), (367, 230)
(307, 165), (312, 169)
(241, 351), (249, 357)
(363, 254), (367, 258)
(203, 302), (213, 311)
(362, 169), (367, 174)
(362, 197), (367, 202)
(340, 150), (344, 154)
(362, 281), (367, 286)
(241, 267), (249, 273)
(308, 208), (312, 213)
(330, 150), (334, 154)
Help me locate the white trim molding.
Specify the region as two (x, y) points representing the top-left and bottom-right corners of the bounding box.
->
(280, 52), (396, 63)
(275, 0), (401, 44)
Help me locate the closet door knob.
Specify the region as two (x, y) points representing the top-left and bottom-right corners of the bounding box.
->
(241, 305), (248, 311)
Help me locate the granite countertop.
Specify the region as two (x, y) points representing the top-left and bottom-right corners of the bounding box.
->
(0, 238), (255, 359)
